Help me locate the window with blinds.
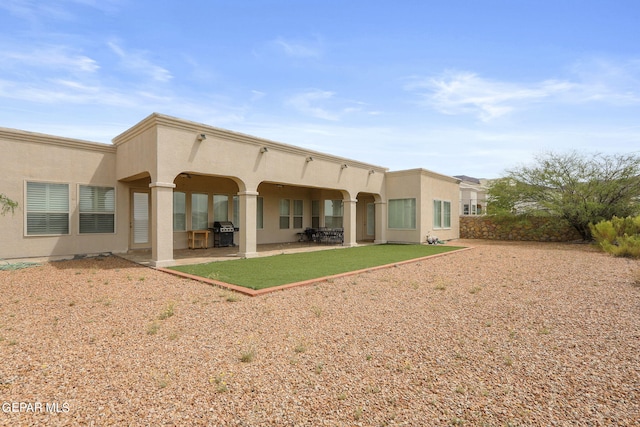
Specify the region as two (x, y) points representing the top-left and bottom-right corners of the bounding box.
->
(214, 194), (228, 222)
(26, 182), (70, 235)
(79, 185), (115, 233)
(132, 192), (149, 244)
(173, 191), (186, 231)
(433, 199), (451, 229)
(443, 200), (451, 228)
(311, 200), (320, 228)
(388, 198), (416, 229)
(191, 193), (209, 230)
(324, 200), (343, 228)
(293, 200), (303, 229)
(279, 199), (290, 229)
(433, 200), (442, 229)
(233, 195), (239, 227)
(257, 197), (264, 229)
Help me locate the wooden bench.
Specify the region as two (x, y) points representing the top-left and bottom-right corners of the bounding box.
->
(187, 230), (210, 249)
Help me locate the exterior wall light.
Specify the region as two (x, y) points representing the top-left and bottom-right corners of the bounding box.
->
(306, 156), (314, 162)
(196, 133), (206, 141)
(369, 169), (375, 175)
(260, 147), (269, 153)
(341, 164), (348, 169)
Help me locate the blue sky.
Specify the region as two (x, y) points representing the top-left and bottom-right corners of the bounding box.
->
(1, 0), (639, 178)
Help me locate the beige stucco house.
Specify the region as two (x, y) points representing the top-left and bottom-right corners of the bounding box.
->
(0, 113), (460, 267)
(455, 175), (489, 216)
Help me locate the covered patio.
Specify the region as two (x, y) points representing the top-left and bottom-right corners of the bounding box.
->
(114, 114), (388, 267)
(118, 241), (374, 267)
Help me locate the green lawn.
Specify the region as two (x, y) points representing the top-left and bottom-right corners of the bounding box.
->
(170, 244), (463, 290)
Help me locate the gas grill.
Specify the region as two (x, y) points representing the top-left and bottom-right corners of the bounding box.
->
(211, 221), (235, 247)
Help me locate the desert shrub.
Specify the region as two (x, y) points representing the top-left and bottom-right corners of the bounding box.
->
(591, 220), (617, 245)
(590, 215), (640, 258)
(611, 215), (640, 236)
(612, 235), (640, 258)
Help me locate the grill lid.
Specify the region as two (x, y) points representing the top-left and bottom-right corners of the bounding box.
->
(212, 221), (235, 232)
(213, 221), (234, 227)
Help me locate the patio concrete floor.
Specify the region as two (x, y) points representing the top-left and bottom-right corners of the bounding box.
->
(118, 241), (375, 266)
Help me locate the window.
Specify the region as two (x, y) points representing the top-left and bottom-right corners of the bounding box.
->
(433, 200), (442, 228)
(257, 197), (264, 229)
(311, 200), (320, 228)
(233, 195), (239, 227)
(444, 200), (451, 228)
(279, 199), (290, 229)
(388, 198), (416, 229)
(367, 203), (375, 235)
(173, 192), (186, 231)
(79, 185), (115, 233)
(293, 200), (303, 229)
(26, 182), (69, 235)
(324, 200), (343, 228)
(132, 192), (149, 244)
(433, 199), (451, 229)
(191, 193), (208, 230)
(214, 194), (228, 221)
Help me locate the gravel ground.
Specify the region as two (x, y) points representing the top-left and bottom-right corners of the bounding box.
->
(1, 240), (639, 426)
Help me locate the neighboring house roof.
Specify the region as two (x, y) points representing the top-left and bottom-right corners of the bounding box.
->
(453, 175), (482, 184)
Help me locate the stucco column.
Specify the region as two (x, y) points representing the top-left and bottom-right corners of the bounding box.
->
(237, 190), (259, 258)
(374, 201), (387, 244)
(342, 198), (358, 247)
(149, 181), (176, 267)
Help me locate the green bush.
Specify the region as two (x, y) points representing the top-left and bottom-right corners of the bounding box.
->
(590, 220), (618, 245)
(590, 215), (640, 258)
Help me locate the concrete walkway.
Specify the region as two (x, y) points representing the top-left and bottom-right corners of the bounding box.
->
(118, 241), (374, 266)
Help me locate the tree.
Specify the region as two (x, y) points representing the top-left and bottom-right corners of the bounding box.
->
(0, 193), (18, 216)
(487, 151), (640, 240)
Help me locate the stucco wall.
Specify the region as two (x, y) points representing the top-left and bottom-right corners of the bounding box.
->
(384, 171), (422, 243)
(385, 169), (460, 243)
(459, 215), (583, 242)
(420, 171), (460, 242)
(0, 128), (128, 260)
(115, 114), (388, 198)
(1, 114), (466, 260)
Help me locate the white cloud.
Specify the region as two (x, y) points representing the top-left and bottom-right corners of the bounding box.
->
(286, 90), (379, 121)
(0, 0), (122, 22)
(0, 46), (99, 73)
(107, 40), (173, 83)
(566, 57), (640, 105)
(0, 77), (137, 106)
(69, 0), (122, 13)
(408, 61), (640, 121)
(250, 90), (266, 102)
(408, 71), (572, 121)
(271, 36), (323, 58)
(287, 90), (341, 121)
(0, 0), (72, 21)
(0, 39), (175, 109)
